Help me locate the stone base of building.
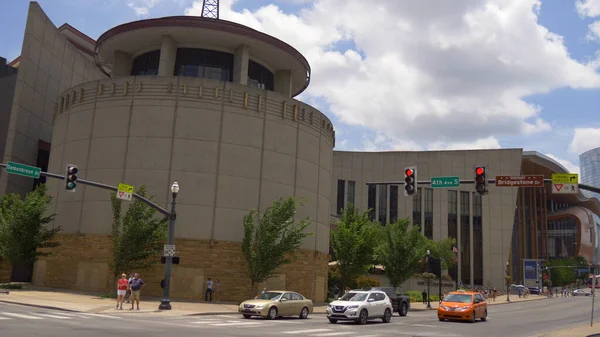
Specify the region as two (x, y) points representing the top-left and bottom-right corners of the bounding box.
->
(34, 234), (329, 302)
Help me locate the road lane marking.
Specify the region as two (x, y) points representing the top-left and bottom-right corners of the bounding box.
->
(44, 312), (92, 319)
(0, 312), (44, 320)
(190, 319), (221, 324)
(313, 332), (356, 336)
(210, 321), (264, 326)
(0, 317), (10, 320)
(32, 313), (72, 319)
(78, 313), (123, 319)
(282, 329), (333, 334)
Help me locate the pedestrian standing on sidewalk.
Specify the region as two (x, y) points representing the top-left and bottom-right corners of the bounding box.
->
(129, 273), (145, 310)
(213, 279), (220, 302)
(126, 273), (134, 303)
(205, 277), (214, 302)
(116, 273), (128, 310)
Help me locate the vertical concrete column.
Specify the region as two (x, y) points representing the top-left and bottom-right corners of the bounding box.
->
(233, 45), (249, 85)
(274, 70), (292, 98)
(158, 35), (177, 77)
(112, 50), (133, 77)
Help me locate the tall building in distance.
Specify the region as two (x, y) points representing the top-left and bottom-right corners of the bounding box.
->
(580, 147), (600, 200)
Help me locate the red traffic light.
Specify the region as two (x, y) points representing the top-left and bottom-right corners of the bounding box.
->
(475, 167), (484, 175)
(405, 168), (414, 177)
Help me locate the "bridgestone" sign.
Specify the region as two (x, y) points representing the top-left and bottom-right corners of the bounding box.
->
(495, 175), (544, 187)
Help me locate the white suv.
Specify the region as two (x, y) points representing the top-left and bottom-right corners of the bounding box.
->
(326, 290), (393, 324)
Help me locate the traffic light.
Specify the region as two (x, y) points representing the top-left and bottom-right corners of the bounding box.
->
(65, 164), (78, 192)
(404, 166), (417, 196)
(474, 166), (487, 195)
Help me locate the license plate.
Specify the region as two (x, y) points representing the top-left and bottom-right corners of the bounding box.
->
(243, 309), (253, 313)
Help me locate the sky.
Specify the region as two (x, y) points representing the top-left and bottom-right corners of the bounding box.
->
(2, 0), (600, 176)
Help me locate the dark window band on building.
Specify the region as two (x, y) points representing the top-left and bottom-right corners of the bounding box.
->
(173, 48), (233, 82)
(248, 60), (274, 91)
(368, 184), (376, 221)
(413, 188), (422, 230)
(424, 188), (433, 239)
(336, 179), (345, 215)
(379, 185), (387, 224)
(460, 191), (470, 286)
(347, 181), (355, 206)
(473, 193), (483, 286)
(131, 50), (160, 75)
(448, 190), (458, 282)
(389, 185), (398, 224)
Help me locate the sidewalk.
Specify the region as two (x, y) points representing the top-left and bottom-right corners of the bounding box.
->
(533, 322), (600, 337)
(0, 285), (549, 316)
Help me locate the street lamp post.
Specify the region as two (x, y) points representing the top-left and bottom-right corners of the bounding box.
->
(426, 249), (431, 309)
(505, 261), (510, 302)
(158, 181), (179, 310)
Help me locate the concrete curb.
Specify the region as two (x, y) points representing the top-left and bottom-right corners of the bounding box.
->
(0, 299), (81, 313)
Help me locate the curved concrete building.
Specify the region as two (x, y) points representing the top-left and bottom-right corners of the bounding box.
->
(31, 13), (333, 301)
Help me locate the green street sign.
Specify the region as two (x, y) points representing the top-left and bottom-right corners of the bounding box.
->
(431, 176), (460, 188)
(5, 161), (41, 179)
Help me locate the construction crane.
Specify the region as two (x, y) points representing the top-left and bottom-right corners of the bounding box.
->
(201, 0), (219, 19)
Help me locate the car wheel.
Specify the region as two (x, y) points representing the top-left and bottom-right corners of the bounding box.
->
(243, 314), (252, 319)
(481, 310), (487, 322)
(267, 307), (278, 320)
(382, 308), (392, 323)
(399, 303), (408, 317)
(438, 317), (444, 321)
(328, 319), (337, 324)
(470, 312), (476, 323)
(356, 309), (368, 325)
(299, 306), (309, 319)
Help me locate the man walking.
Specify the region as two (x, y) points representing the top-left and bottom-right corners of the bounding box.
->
(206, 277), (214, 302)
(129, 273), (145, 310)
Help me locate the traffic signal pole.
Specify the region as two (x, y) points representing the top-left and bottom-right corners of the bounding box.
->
(0, 163), (170, 217)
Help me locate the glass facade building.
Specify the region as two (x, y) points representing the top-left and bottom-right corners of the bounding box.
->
(580, 147), (600, 199)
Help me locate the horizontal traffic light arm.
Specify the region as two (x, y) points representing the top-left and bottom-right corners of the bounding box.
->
(0, 162), (170, 218)
(365, 178), (600, 194)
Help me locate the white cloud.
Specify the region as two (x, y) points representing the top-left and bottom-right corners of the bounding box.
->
(184, 0), (600, 149)
(544, 153), (581, 176)
(428, 136), (502, 151)
(577, 0), (600, 40)
(569, 128), (600, 154)
(128, 0), (160, 16)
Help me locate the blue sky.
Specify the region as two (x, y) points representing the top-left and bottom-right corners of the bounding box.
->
(2, 0), (600, 175)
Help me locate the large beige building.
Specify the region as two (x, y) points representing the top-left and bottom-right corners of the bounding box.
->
(1, 2), (598, 299)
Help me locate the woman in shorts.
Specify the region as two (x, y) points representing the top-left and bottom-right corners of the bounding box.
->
(116, 273), (129, 310)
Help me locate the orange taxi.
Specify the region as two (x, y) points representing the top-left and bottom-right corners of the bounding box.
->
(437, 290), (487, 323)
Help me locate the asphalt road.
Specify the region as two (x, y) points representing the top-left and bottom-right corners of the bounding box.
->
(1, 296), (599, 337)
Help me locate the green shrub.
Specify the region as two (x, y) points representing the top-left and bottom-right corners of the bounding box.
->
(353, 276), (381, 289)
(406, 290), (440, 302)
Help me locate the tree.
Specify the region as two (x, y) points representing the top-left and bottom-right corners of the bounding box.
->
(425, 237), (457, 271)
(0, 184), (60, 267)
(109, 186), (168, 284)
(375, 218), (426, 291)
(330, 203), (379, 289)
(242, 197), (312, 296)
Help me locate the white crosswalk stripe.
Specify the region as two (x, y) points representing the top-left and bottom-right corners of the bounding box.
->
(313, 332), (356, 337)
(0, 311), (122, 321)
(31, 313), (72, 319)
(0, 312), (44, 320)
(282, 329), (334, 334)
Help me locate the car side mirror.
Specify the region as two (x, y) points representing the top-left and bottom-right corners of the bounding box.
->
(281, 298), (287, 302)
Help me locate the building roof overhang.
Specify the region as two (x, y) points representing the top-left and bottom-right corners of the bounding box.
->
(94, 16), (311, 97)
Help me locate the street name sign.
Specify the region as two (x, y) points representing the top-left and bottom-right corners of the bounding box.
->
(117, 183), (134, 201)
(5, 161), (41, 179)
(551, 174), (578, 195)
(430, 176), (460, 188)
(495, 175), (544, 187)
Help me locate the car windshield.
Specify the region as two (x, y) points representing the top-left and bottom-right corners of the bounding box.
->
(339, 292), (368, 301)
(443, 294), (473, 303)
(257, 292), (283, 300)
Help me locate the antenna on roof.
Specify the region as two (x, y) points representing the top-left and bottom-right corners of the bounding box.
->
(201, 0), (219, 19)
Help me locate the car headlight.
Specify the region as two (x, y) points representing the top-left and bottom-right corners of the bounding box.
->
(254, 305), (265, 309)
(439, 305), (448, 310)
(328, 304), (333, 308)
(458, 306), (471, 311)
(347, 305), (359, 309)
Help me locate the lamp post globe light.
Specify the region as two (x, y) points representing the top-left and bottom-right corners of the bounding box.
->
(506, 261), (510, 302)
(159, 181), (180, 310)
(426, 249), (431, 309)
